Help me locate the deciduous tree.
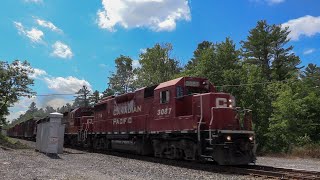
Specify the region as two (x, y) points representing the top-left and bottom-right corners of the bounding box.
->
(0, 60), (35, 125)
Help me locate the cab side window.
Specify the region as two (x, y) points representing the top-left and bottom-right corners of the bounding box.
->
(176, 86), (184, 98)
(160, 90), (170, 104)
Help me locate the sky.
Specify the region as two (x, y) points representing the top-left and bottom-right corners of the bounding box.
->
(1, 0), (320, 121)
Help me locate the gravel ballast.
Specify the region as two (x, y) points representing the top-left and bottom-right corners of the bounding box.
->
(2, 138), (320, 179)
(0, 139), (256, 180)
(256, 156), (320, 172)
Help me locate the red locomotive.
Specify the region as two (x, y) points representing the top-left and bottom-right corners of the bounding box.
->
(8, 77), (257, 165)
(65, 77), (256, 165)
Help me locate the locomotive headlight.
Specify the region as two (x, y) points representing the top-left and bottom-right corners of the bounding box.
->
(226, 135), (232, 141)
(249, 136), (254, 141)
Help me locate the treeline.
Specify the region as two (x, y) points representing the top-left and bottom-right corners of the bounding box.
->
(3, 20), (320, 154)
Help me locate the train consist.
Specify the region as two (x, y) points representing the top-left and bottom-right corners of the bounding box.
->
(7, 118), (36, 139)
(8, 77), (257, 165)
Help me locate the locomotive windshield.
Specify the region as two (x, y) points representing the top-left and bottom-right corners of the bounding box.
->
(176, 80), (211, 97)
(185, 80), (210, 95)
(186, 87), (209, 95)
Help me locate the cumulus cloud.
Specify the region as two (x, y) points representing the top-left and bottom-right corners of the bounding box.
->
(45, 98), (70, 109)
(35, 18), (63, 33)
(29, 68), (47, 79)
(14, 21), (44, 43)
(303, 48), (316, 55)
(96, 0), (191, 32)
(51, 41), (73, 59)
(44, 76), (92, 94)
(282, 15), (320, 41)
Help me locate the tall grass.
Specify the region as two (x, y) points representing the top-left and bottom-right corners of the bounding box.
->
(291, 144), (320, 159)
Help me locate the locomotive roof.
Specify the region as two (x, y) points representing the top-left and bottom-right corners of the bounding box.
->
(154, 77), (184, 90)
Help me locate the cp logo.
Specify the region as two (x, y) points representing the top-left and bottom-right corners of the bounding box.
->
(216, 98), (228, 108)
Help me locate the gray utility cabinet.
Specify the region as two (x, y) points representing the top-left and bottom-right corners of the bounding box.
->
(36, 112), (65, 154)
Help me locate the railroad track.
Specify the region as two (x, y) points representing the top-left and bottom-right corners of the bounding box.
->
(233, 165), (320, 179)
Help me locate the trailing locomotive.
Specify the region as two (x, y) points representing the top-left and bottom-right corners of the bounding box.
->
(9, 77), (257, 165)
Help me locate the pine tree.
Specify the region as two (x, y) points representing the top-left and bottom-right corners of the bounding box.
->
(241, 20), (301, 81)
(73, 86), (91, 108)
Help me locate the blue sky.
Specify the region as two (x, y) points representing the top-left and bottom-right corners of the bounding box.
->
(1, 0), (320, 121)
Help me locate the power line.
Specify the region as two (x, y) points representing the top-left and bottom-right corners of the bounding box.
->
(31, 75), (320, 96)
(215, 74), (320, 88)
(35, 93), (76, 97)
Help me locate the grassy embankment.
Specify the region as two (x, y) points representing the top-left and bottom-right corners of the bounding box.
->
(262, 144), (320, 159)
(290, 144), (320, 159)
(0, 134), (29, 149)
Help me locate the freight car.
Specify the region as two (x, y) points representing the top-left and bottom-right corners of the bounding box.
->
(8, 77), (257, 165)
(7, 118), (37, 140)
(65, 77), (257, 165)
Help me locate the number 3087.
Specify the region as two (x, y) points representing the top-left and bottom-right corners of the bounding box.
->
(157, 108), (172, 115)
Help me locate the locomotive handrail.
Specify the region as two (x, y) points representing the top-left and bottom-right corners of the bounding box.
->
(197, 95), (203, 141)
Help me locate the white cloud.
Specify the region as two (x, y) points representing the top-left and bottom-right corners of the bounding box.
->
(14, 21), (44, 43)
(99, 63), (107, 68)
(6, 96), (36, 122)
(24, 0), (43, 3)
(44, 76), (92, 94)
(45, 98), (70, 109)
(96, 0), (191, 32)
(282, 15), (320, 41)
(51, 41), (73, 59)
(12, 61), (47, 79)
(6, 110), (26, 122)
(139, 48), (147, 54)
(29, 68), (47, 79)
(14, 96), (37, 109)
(35, 18), (63, 33)
(132, 60), (140, 69)
(265, 0), (285, 5)
(303, 48), (316, 55)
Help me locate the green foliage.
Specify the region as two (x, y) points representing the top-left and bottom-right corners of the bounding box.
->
(108, 55), (136, 94)
(102, 88), (115, 98)
(136, 43), (181, 87)
(90, 90), (101, 104)
(182, 38), (241, 88)
(266, 78), (320, 153)
(0, 60), (35, 125)
(241, 20), (301, 81)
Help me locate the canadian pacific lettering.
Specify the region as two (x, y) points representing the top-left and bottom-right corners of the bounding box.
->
(113, 100), (142, 116)
(113, 117), (133, 125)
